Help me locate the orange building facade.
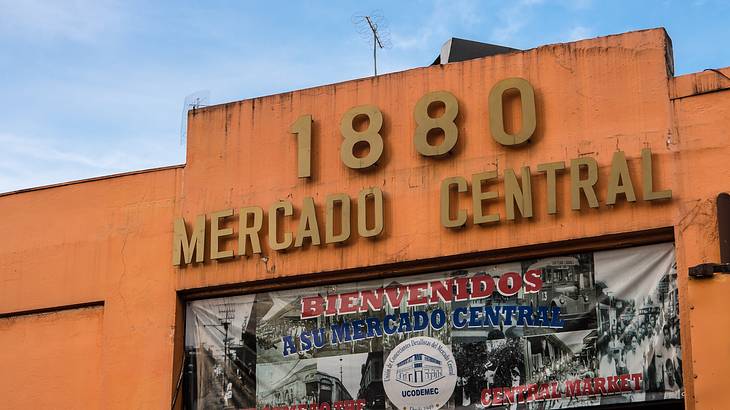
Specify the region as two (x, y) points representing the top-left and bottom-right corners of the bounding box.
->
(1, 28), (729, 409)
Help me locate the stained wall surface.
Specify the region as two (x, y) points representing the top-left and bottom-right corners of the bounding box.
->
(670, 66), (730, 409)
(178, 29), (677, 288)
(0, 168), (181, 408)
(0, 28), (728, 409)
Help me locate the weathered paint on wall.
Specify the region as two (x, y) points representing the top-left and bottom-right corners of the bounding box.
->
(0, 28), (728, 409)
(671, 66), (730, 409)
(0, 168), (182, 408)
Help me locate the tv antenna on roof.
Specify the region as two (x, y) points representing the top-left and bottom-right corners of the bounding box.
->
(352, 11), (392, 76)
(179, 90), (210, 146)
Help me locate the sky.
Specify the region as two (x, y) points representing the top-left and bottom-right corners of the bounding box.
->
(1, 0), (728, 193)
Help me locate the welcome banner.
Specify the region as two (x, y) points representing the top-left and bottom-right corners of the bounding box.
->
(184, 243), (682, 409)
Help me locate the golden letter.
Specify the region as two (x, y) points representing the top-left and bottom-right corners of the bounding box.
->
(606, 151), (637, 205)
(172, 214), (205, 265)
(238, 206), (263, 256)
(358, 188), (384, 238)
(326, 193), (351, 244)
(641, 148), (672, 201)
(210, 209), (234, 260)
(295, 197), (321, 247)
(441, 177), (468, 228)
(504, 167), (533, 220)
(269, 201), (293, 251)
(570, 157), (599, 210)
(537, 161), (565, 214)
(472, 172), (500, 224)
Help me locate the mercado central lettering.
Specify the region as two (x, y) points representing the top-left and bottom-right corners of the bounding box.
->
(172, 78), (672, 266)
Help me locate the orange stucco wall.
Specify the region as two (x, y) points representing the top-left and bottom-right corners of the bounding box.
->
(0, 28), (728, 409)
(670, 67), (730, 409)
(0, 306), (103, 409)
(0, 168), (182, 408)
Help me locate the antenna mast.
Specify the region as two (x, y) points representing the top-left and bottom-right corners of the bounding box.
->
(365, 16), (383, 76)
(352, 11), (392, 77)
(179, 90), (210, 146)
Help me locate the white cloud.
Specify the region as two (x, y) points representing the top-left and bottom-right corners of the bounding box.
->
(390, 0), (484, 51)
(0, 133), (117, 169)
(0, 132), (176, 193)
(490, 0), (545, 43)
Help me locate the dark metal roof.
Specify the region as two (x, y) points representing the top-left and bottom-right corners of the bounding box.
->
(432, 37), (519, 65)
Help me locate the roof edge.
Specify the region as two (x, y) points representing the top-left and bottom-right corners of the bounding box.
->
(0, 164), (185, 198)
(193, 27), (672, 114)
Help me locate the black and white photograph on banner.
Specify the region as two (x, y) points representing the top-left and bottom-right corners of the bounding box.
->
(254, 288), (318, 363)
(453, 338), (527, 409)
(594, 243), (683, 404)
(521, 254), (597, 335)
(318, 353), (378, 407)
(256, 359), (320, 406)
(256, 353), (376, 408)
(356, 352), (386, 409)
(255, 279), (386, 364)
(184, 294), (257, 409)
(524, 330), (600, 409)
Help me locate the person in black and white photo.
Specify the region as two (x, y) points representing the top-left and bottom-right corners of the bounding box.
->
(647, 322), (682, 399)
(597, 336), (619, 378)
(594, 243), (683, 405)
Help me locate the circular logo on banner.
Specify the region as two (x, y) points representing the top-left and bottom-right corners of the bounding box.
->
(382, 336), (457, 410)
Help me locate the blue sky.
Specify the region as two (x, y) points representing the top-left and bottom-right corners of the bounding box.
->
(1, 0), (728, 193)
